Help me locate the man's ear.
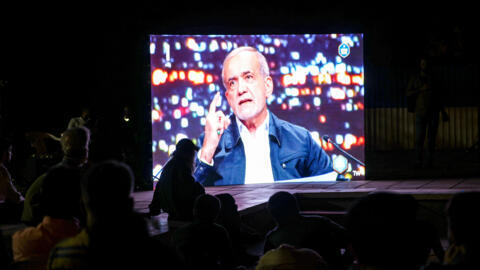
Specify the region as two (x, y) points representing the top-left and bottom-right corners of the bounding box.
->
(265, 76), (273, 97)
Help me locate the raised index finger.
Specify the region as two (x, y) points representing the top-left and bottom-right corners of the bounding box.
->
(208, 91), (221, 114)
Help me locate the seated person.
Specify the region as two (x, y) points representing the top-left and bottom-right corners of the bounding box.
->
(426, 191), (480, 270)
(173, 194), (236, 270)
(346, 192), (434, 270)
(22, 127), (90, 226)
(12, 166), (82, 269)
(48, 160), (178, 270)
(265, 191), (349, 270)
(215, 193), (260, 267)
(194, 46), (333, 186)
(256, 244), (329, 270)
(148, 138), (205, 222)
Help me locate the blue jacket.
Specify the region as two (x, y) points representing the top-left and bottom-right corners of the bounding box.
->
(194, 112), (333, 186)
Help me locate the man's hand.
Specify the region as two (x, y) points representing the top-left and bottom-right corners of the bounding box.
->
(200, 92), (231, 164)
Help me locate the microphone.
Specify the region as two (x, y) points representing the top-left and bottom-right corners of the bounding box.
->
(322, 135), (365, 166)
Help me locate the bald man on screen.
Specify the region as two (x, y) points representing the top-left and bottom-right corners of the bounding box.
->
(194, 46), (334, 186)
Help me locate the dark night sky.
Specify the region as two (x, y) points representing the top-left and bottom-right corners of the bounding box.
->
(1, 2), (475, 134)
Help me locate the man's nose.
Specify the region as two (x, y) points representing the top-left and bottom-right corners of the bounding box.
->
(238, 79), (248, 95)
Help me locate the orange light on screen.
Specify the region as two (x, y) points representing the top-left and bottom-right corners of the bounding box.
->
(357, 136), (365, 145)
(356, 102), (364, 110)
(152, 68), (168, 86)
(327, 142), (334, 151)
(318, 115), (327, 123)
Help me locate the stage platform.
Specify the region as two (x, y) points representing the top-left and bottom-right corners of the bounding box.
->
(133, 178), (480, 239)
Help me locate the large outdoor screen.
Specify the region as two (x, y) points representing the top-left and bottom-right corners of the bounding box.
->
(150, 34), (364, 186)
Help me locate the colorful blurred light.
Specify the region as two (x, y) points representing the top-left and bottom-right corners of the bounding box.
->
(330, 87), (346, 100)
(319, 115), (326, 123)
(152, 69), (168, 86)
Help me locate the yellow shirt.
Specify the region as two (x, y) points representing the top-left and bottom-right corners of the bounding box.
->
(47, 228), (89, 270)
(256, 244), (328, 270)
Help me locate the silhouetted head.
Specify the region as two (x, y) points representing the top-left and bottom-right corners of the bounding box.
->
(172, 138), (199, 171)
(216, 193), (237, 213)
(172, 138), (198, 157)
(446, 191), (480, 246)
(268, 191), (300, 225)
(81, 160), (134, 218)
(346, 191), (419, 270)
(61, 127), (90, 165)
(215, 193), (240, 226)
(41, 165), (83, 219)
(193, 194), (221, 223)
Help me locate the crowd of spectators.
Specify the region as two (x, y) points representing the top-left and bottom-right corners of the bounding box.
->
(1, 130), (479, 269)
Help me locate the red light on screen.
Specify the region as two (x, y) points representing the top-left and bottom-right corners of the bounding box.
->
(315, 87), (322, 95)
(356, 102), (364, 110)
(152, 110), (161, 122)
(318, 115), (326, 123)
(206, 74), (213, 83)
(281, 103), (288, 110)
(328, 142), (334, 151)
(179, 71), (186, 80)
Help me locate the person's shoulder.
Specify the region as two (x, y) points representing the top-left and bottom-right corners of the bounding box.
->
(270, 113), (313, 142)
(12, 226), (42, 243)
(53, 229), (89, 250)
(271, 113), (308, 132)
(25, 173), (47, 195)
(48, 230), (89, 269)
(300, 215), (338, 228)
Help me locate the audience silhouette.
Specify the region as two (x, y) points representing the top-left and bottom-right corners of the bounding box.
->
(173, 194), (236, 270)
(148, 138), (205, 223)
(48, 160), (178, 269)
(426, 191), (480, 270)
(215, 193), (260, 267)
(265, 191), (350, 270)
(346, 192), (445, 270)
(22, 127), (90, 226)
(256, 244), (329, 270)
(11, 166), (82, 269)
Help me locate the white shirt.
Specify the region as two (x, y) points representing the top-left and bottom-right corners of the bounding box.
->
(236, 112), (274, 184)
